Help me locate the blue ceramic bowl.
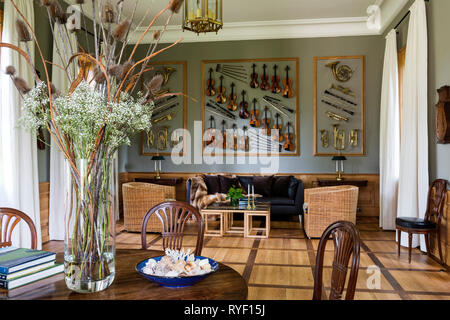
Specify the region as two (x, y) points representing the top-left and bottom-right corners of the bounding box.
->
(136, 255), (219, 288)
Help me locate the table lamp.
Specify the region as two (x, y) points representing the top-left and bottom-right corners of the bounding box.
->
(151, 155), (165, 179)
(332, 155), (347, 181)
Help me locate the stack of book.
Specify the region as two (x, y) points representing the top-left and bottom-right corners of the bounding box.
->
(0, 246), (63, 290)
(238, 198), (259, 208)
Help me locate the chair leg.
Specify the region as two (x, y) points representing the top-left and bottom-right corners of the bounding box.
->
(408, 233), (413, 263)
(397, 229), (401, 257)
(437, 229), (444, 265)
(424, 233), (430, 257)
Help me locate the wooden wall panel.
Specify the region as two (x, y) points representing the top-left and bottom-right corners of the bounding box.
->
(119, 172), (380, 218)
(39, 182), (50, 244)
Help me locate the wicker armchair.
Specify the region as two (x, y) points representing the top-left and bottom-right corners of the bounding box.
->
(122, 182), (176, 232)
(303, 185), (359, 238)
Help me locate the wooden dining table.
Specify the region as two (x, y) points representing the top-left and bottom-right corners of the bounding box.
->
(2, 249), (248, 300)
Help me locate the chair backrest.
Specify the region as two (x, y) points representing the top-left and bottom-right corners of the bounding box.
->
(0, 208), (37, 250)
(424, 179), (448, 224)
(141, 201), (205, 256)
(313, 221), (360, 300)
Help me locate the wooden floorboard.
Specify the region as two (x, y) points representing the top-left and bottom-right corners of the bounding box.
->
(42, 216), (449, 300)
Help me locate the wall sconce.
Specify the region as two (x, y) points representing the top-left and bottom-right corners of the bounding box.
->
(332, 156), (347, 181)
(151, 155), (165, 179)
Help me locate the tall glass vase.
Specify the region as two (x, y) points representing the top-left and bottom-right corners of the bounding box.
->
(64, 158), (116, 293)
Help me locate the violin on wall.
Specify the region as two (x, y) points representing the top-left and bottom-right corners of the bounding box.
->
(249, 98), (260, 128)
(250, 64), (259, 89)
(216, 75), (227, 104)
(205, 115), (216, 147)
(272, 113), (283, 142)
(260, 64), (270, 91)
(282, 66), (294, 98)
(239, 90), (250, 119)
(261, 106), (271, 136)
(206, 68), (216, 97)
(271, 65), (281, 94)
(283, 122), (294, 151)
(227, 82), (237, 111)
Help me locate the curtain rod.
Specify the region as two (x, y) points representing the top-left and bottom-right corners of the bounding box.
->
(395, 0), (429, 30)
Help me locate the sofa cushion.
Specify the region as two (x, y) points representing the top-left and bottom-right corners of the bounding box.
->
(288, 176), (299, 200)
(261, 197), (295, 206)
(238, 176), (253, 194)
(202, 175), (220, 194)
(219, 175), (240, 194)
(253, 175), (273, 197)
(272, 176), (291, 198)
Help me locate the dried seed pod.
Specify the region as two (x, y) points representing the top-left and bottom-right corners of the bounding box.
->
(120, 61), (134, 80)
(168, 0), (184, 14)
(147, 74), (164, 94)
(13, 77), (31, 95)
(16, 20), (32, 42)
(109, 64), (123, 79)
(93, 67), (106, 84)
(49, 0), (66, 24)
(103, 2), (115, 23)
(113, 20), (130, 42)
(152, 30), (161, 41)
(5, 66), (16, 76)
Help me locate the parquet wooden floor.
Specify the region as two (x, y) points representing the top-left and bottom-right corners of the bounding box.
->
(42, 216), (450, 300)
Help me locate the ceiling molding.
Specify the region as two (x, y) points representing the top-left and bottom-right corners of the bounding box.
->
(379, 0), (410, 34)
(128, 17), (379, 44)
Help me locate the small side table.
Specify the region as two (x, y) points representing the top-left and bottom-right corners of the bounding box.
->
(201, 211), (224, 237)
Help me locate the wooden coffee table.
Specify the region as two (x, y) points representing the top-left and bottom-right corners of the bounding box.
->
(201, 203), (271, 239)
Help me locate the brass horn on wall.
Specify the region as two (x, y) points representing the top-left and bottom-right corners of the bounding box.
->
(326, 61), (353, 83)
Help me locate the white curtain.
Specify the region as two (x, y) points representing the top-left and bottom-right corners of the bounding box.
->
(0, 0), (41, 249)
(397, 0), (429, 251)
(380, 30), (400, 231)
(49, 24), (78, 241)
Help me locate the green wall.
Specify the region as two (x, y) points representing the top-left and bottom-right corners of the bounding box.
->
(119, 35), (385, 174)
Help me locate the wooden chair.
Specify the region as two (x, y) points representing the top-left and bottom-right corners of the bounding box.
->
(0, 208), (37, 249)
(396, 179), (448, 264)
(141, 201), (205, 256)
(313, 221), (361, 300)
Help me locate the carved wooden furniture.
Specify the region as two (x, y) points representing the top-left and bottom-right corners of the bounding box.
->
(1, 249), (248, 300)
(396, 179), (448, 264)
(200, 203), (271, 239)
(0, 208), (37, 249)
(141, 201), (205, 256)
(436, 86), (450, 144)
(313, 221), (361, 300)
(303, 186), (359, 238)
(122, 182), (176, 232)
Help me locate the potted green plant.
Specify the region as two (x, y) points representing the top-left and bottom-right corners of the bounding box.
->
(226, 185), (244, 207)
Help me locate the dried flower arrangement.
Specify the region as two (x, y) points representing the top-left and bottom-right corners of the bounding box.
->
(0, 0), (185, 292)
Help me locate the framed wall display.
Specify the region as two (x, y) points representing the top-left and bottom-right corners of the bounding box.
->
(313, 56), (365, 156)
(201, 58), (299, 157)
(141, 61), (187, 156)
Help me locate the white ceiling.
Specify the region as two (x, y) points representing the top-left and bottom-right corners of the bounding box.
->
(64, 0), (409, 43)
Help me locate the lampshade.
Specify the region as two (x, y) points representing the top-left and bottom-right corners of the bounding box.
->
(332, 156), (347, 161)
(151, 156), (165, 161)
